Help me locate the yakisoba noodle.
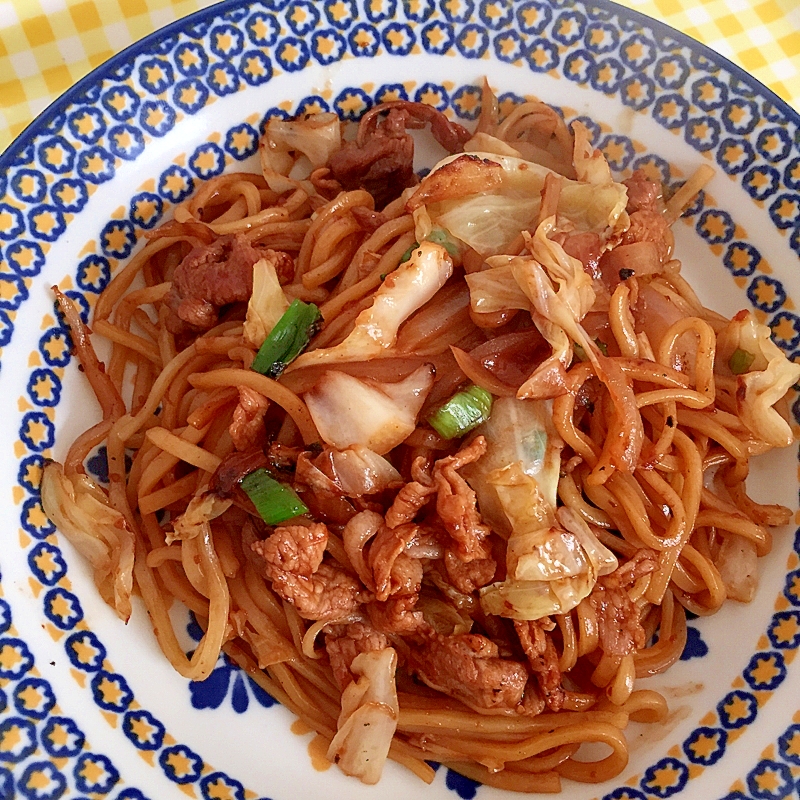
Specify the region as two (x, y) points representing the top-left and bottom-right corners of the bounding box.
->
(41, 82), (800, 792)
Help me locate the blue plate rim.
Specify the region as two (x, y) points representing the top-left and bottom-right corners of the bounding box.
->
(1, 0), (798, 171)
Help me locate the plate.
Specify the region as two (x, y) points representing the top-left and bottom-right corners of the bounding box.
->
(1, 1), (800, 798)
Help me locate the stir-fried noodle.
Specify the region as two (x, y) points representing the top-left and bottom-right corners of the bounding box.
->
(42, 83), (800, 792)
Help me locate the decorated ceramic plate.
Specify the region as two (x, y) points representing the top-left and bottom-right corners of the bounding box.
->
(1, 0), (800, 798)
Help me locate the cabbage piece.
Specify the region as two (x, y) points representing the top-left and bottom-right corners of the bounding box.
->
(260, 112), (342, 194)
(243, 258), (290, 348)
(513, 219), (599, 397)
(327, 648), (399, 784)
(462, 217), (599, 398)
(717, 310), (800, 447)
(526, 216), (595, 322)
(305, 365), (434, 454)
(416, 595), (473, 636)
(407, 151), (628, 257)
(572, 120), (615, 186)
(464, 262), (530, 315)
(169, 493), (233, 544)
(41, 461), (134, 622)
(480, 507), (618, 620)
(510, 254), (593, 399)
(717, 533), (758, 602)
(319, 446), (402, 495)
(463, 398), (616, 619)
(289, 241), (453, 369)
(510, 229), (643, 471)
(464, 132), (525, 159)
(462, 397), (562, 537)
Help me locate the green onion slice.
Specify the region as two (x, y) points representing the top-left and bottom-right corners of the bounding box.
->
(574, 338), (608, 361)
(399, 230), (459, 266)
(240, 468), (308, 525)
(729, 348), (755, 375)
(251, 299), (322, 378)
(428, 385), (493, 440)
(427, 227), (461, 258)
(399, 242), (419, 264)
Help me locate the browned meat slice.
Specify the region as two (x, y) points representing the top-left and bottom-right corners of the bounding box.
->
(210, 449), (269, 495)
(408, 633), (528, 712)
(385, 455), (435, 528)
(515, 618), (564, 712)
(369, 595), (426, 634)
(589, 584), (644, 658)
(443, 550), (496, 594)
(432, 437), (492, 562)
(387, 553), (423, 598)
(229, 386), (269, 452)
(589, 550), (658, 657)
(620, 209), (672, 264)
(366, 520), (425, 634)
(350, 206), (389, 233)
(385, 480), (435, 529)
(165, 234), (293, 334)
(368, 522), (419, 602)
(605, 549), (659, 590)
(266, 442), (303, 472)
(327, 101), (470, 208)
(561, 231), (604, 280)
(325, 621), (389, 690)
(252, 523), (364, 620)
(623, 169), (663, 214)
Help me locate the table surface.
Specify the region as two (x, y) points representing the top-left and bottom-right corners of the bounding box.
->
(1, 0), (799, 153)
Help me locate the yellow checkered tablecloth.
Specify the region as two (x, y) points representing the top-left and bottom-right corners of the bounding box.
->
(0, 0), (798, 153)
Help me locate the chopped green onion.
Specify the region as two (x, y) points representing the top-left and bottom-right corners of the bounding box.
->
(240, 468), (308, 525)
(574, 339), (607, 361)
(399, 242), (419, 264)
(251, 299), (322, 378)
(427, 227), (461, 258)
(428, 385), (493, 439)
(729, 347), (755, 375)
(399, 230), (459, 265)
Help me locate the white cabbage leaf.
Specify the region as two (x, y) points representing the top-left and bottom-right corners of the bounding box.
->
(416, 595), (473, 636)
(526, 215), (596, 322)
(572, 119), (615, 186)
(260, 112), (341, 194)
(319, 446), (402, 496)
(409, 150), (628, 257)
(305, 365), (434, 454)
(289, 241), (453, 369)
(465, 218), (598, 398)
(243, 258), (290, 348)
(464, 262), (530, 315)
(169, 493), (232, 544)
(717, 533), (758, 603)
(464, 131), (525, 158)
(480, 506), (618, 620)
(462, 397), (562, 537)
(327, 648), (399, 784)
(40, 461), (134, 622)
(717, 310), (800, 447)
(465, 398), (617, 619)
(509, 247), (596, 399)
